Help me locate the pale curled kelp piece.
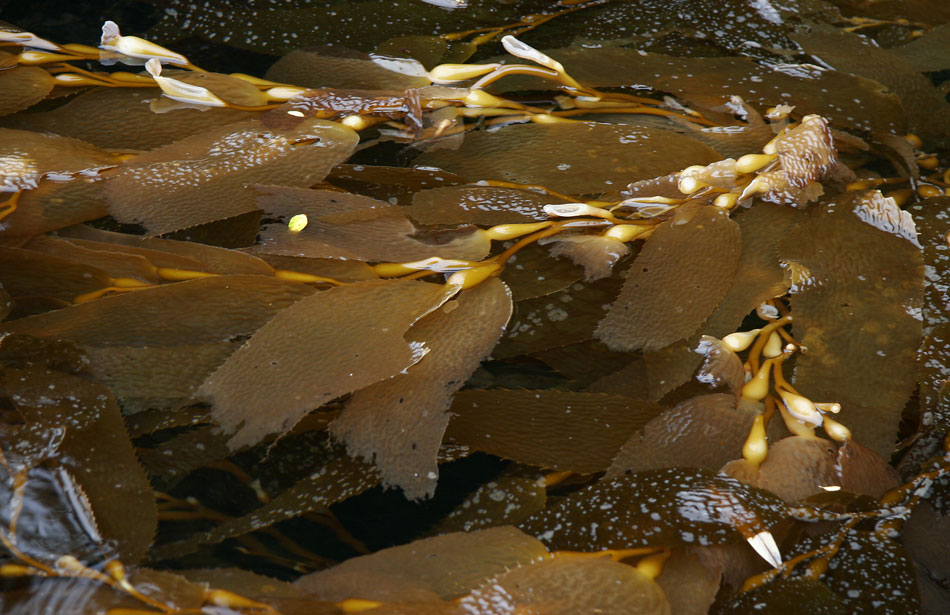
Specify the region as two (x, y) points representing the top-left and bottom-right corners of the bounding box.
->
(104, 118), (358, 235)
(294, 526), (548, 601)
(266, 47), (429, 90)
(546, 233), (632, 282)
(408, 185), (556, 226)
(0, 128), (116, 191)
(779, 191), (923, 457)
(446, 390), (664, 473)
(771, 115), (837, 190)
(154, 68), (271, 108)
(255, 184), (491, 262)
(521, 468), (788, 551)
(434, 471), (546, 534)
(596, 204), (742, 352)
(0, 366), (156, 563)
(459, 554), (671, 615)
(694, 336), (745, 396)
(330, 278), (511, 499)
(606, 394), (759, 478)
(201, 279), (456, 449)
(4, 88), (257, 150)
(643, 204), (799, 400)
(1, 275), (314, 346)
(414, 123), (720, 195)
(0, 65), (54, 117)
(908, 196), (950, 329)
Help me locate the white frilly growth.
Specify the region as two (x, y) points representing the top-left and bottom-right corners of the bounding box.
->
(146, 58), (226, 107)
(100, 20), (188, 65)
(501, 35), (565, 73)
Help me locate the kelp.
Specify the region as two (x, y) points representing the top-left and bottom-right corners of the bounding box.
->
(1, 2), (949, 613)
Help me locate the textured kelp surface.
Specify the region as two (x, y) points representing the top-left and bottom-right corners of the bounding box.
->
(1, 0), (950, 613)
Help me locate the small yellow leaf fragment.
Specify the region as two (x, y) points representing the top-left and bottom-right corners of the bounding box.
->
(339, 598), (384, 613)
(288, 213), (309, 233)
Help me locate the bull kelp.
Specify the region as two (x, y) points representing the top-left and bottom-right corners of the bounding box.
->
(1, 0), (950, 613)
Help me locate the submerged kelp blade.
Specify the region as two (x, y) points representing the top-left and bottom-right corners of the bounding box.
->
(85, 343), (236, 414)
(779, 191), (923, 457)
(57, 225), (275, 276)
(0, 246), (114, 306)
(460, 554), (671, 615)
(786, 531), (920, 615)
(256, 184), (490, 262)
(723, 435), (838, 503)
(496, 47), (905, 136)
(521, 467), (788, 551)
(499, 242), (584, 301)
(893, 22), (950, 72)
(0, 128), (116, 191)
(327, 164), (467, 207)
(656, 550), (722, 615)
(495, 275), (623, 358)
(434, 470), (546, 534)
(3, 87), (257, 150)
(714, 576), (847, 614)
(408, 185), (558, 226)
(790, 27), (950, 143)
(295, 526), (549, 601)
(596, 204), (742, 352)
(414, 123), (720, 195)
(201, 279), (456, 449)
(330, 278), (512, 499)
(0, 65), (54, 117)
(266, 48), (429, 90)
(0, 178), (107, 242)
(644, 204), (799, 399)
(1, 275), (315, 346)
(148, 437), (380, 561)
(446, 390), (664, 473)
(607, 394), (759, 478)
(104, 118), (358, 235)
(1, 366), (156, 563)
(23, 235), (162, 284)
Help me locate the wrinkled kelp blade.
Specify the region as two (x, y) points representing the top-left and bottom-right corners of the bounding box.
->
(607, 394), (759, 477)
(295, 526), (548, 601)
(330, 278), (512, 499)
(521, 468), (788, 551)
(415, 123), (720, 195)
(779, 192), (923, 457)
(596, 204), (742, 352)
(104, 118), (358, 235)
(447, 390), (664, 473)
(460, 554), (671, 615)
(1, 275), (315, 346)
(201, 279), (456, 449)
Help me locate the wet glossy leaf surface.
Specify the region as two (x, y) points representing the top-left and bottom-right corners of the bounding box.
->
(521, 468), (788, 551)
